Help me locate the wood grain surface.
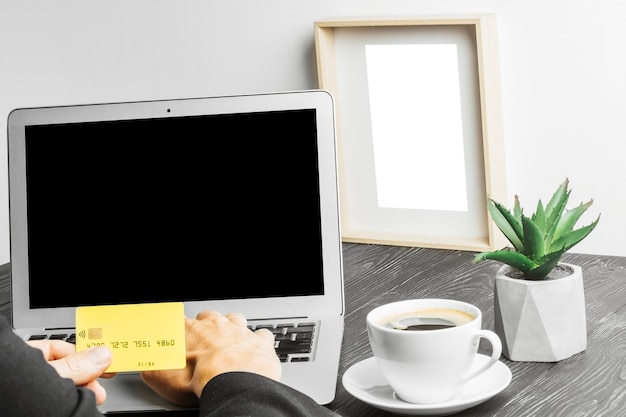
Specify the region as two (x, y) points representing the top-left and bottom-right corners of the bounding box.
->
(328, 244), (626, 417)
(1, 245), (625, 416)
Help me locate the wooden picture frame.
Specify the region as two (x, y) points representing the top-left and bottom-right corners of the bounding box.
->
(314, 15), (507, 251)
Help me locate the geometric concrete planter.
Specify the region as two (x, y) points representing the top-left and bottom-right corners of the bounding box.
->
(494, 263), (587, 362)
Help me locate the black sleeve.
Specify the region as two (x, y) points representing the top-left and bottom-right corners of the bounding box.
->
(0, 316), (104, 417)
(199, 372), (340, 417)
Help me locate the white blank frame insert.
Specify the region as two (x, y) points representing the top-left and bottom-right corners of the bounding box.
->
(315, 15), (507, 251)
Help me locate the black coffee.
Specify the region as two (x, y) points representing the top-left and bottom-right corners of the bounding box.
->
(392, 317), (457, 331)
(380, 308), (474, 331)
(403, 323), (456, 331)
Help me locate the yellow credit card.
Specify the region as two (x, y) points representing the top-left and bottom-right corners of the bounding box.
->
(76, 302), (186, 373)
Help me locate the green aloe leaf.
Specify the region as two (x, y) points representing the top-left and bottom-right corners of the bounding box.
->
(531, 200), (546, 234)
(545, 188), (571, 243)
(545, 178), (570, 226)
(549, 214), (601, 253)
(552, 200), (594, 241)
(488, 199), (524, 251)
(473, 249), (536, 275)
(513, 195), (523, 223)
(522, 215), (545, 261)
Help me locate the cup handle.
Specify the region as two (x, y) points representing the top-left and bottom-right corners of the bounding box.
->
(461, 329), (502, 382)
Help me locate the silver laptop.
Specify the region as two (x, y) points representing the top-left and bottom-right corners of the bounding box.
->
(7, 90), (345, 414)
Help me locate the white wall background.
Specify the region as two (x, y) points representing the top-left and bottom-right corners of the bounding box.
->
(0, 0), (622, 264)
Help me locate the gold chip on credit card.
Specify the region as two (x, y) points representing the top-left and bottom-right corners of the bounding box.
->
(76, 302), (186, 373)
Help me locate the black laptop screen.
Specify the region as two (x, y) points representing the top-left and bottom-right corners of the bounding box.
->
(23, 109), (324, 308)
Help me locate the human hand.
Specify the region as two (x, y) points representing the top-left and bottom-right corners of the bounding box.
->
(27, 340), (114, 405)
(141, 310), (281, 406)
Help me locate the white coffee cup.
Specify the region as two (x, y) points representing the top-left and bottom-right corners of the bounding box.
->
(366, 298), (502, 404)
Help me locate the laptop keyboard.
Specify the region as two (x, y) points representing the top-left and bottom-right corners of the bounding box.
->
(25, 322), (316, 363)
(248, 322), (316, 363)
(28, 332), (76, 344)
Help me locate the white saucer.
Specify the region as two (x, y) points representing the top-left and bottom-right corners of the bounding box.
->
(342, 354), (512, 416)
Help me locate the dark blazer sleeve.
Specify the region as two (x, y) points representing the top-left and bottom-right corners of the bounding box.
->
(199, 372), (340, 417)
(0, 316), (104, 417)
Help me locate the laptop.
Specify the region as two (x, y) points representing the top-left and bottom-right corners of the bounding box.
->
(6, 89), (345, 414)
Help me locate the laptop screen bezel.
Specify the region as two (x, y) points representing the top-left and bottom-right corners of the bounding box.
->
(8, 90), (344, 329)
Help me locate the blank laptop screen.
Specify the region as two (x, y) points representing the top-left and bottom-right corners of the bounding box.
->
(22, 109), (324, 308)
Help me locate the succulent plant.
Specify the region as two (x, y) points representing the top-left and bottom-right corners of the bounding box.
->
(473, 178), (600, 280)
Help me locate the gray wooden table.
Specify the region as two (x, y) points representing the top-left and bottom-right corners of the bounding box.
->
(2, 243), (625, 416)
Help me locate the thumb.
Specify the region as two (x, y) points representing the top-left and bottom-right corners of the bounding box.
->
(49, 346), (112, 385)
